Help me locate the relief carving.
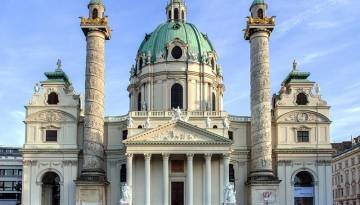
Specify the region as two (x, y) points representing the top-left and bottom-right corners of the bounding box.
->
(27, 110), (75, 122)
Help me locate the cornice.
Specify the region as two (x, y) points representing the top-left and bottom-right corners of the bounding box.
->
(274, 148), (334, 154)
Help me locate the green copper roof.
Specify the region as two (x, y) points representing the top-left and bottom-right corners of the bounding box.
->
(251, 0), (266, 9)
(89, 0), (104, 6)
(44, 60), (71, 85)
(138, 22), (215, 63)
(283, 70), (312, 85)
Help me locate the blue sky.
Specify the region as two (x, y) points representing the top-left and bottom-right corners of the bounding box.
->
(0, 0), (359, 146)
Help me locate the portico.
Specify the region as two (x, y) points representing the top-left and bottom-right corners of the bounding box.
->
(123, 121), (232, 205)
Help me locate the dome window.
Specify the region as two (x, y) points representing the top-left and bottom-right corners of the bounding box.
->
(92, 8), (98, 19)
(296, 93), (308, 105)
(47, 92), (59, 105)
(171, 46), (183, 60)
(212, 93), (216, 111)
(137, 93), (142, 111)
(174, 8), (179, 21)
(257, 8), (264, 19)
(182, 10), (185, 20)
(168, 10), (172, 20)
(139, 58), (143, 70)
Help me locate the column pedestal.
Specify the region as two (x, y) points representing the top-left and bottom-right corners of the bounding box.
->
(246, 181), (280, 205)
(75, 181), (108, 205)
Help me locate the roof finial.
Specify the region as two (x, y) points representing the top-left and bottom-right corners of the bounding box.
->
(293, 59), (298, 71)
(56, 59), (62, 71)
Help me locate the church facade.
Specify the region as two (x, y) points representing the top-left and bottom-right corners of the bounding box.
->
(21, 0), (333, 205)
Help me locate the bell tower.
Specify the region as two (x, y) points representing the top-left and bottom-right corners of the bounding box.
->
(76, 0), (111, 204)
(244, 0), (280, 204)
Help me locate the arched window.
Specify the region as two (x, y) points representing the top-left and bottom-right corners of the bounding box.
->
(137, 92), (142, 111)
(212, 93), (216, 111)
(296, 93), (309, 105)
(257, 8), (264, 19)
(139, 58), (143, 70)
(213, 125), (218, 129)
(211, 58), (215, 70)
(92, 8), (99, 19)
(294, 171), (314, 205)
(42, 172), (60, 205)
(47, 92), (59, 105)
(229, 164), (235, 183)
(171, 83), (183, 109)
(174, 8), (179, 20)
(168, 10), (172, 20)
(182, 10), (185, 20)
(120, 164), (127, 183)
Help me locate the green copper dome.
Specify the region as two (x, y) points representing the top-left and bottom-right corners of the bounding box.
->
(89, 0), (104, 6)
(138, 22), (215, 63)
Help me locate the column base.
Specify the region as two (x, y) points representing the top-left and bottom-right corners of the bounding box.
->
(246, 179), (281, 205)
(75, 180), (109, 205)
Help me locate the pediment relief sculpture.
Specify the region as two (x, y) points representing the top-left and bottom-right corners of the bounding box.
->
(27, 110), (76, 123)
(277, 111), (330, 123)
(143, 130), (207, 142)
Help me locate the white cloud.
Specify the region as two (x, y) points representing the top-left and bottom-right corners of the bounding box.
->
(307, 21), (338, 29)
(10, 110), (25, 120)
(299, 43), (350, 65)
(276, 0), (350, 38)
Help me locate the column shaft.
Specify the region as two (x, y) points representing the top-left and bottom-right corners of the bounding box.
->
(82, 31), (106, 177)
(223, 154), (230, 186)
(163, 154), (170, 205)
(187, 154), (194, 205)
(127, 154), (133, 205)
(249, 31), (273, 177)
(205, 154), (212, 205)
(145, 154), (151, 205)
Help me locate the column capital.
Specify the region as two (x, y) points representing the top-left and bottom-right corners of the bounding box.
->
(223, 153), (231, 159)
(204, 153), (212, 159)
(162, 153), (170, 159)
(187, 153), (194, 158)
(126, 153), (134, 158)
(144, 153), (152, 160)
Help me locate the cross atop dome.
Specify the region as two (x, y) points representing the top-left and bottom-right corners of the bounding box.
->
(166, 0), (187, 22)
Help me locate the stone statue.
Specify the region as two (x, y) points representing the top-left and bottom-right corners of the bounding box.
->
(293, 59), (298, 71)
(223, 117), (230, 129)
(142, 101), (147, 111)
(173, 107), (183, 121)
(224, 183), (236, 204)
(120, 184), (131, 204)
(56, 59), (62, 70)
(315, 83), (321, 95)
(34, 83), (40, 94)
(206, 116), (211, 128)
(127, 115), (133, 128)
(144, 116), (150, 129)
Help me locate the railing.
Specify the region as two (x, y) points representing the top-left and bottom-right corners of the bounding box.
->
(129, 111), (228, 118)
(105, 113), (251, 122)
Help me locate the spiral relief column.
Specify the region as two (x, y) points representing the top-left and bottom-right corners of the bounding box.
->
(76, 0), (111, 204)
(244, 1), (280, 204)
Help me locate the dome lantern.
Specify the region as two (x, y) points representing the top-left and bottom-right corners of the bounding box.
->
(166, 0), (187, 22)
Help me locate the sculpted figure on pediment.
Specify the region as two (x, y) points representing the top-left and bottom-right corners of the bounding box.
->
(27, 110), (76, 123)
(279, 111), (329, 123)
(145, 130), (206, 142)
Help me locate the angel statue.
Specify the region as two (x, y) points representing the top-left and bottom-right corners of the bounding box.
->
(127, 115), (134, 128)
(34, 82), (40, 94)
(205, 116), (212, 128)
(223, 117), (230, 129)
(120, 184), (131, 204)
(173, 107), (183, 121)
(224, 183), (236, 204)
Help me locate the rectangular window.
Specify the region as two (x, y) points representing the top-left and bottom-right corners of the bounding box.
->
(4, 170), (14, 176)
(122, 130), (128, 141)
(228, 131), (234, 141)
(46, 130), (58, 142)
(0, 181), (4, 191)
(297, 131), (309, 142)
(229, 164), (235, 183)
(4, 182), (12, 191)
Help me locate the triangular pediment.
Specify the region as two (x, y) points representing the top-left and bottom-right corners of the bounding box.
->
(124, 121), (232, 145)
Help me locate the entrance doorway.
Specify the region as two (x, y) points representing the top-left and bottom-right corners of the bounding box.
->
(41, 172), (60, 205)
(294, 171), (314, 205)
(171, 181), (184, 205)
